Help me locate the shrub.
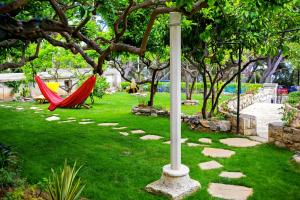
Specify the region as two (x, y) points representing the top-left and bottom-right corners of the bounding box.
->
(47, 161), (85, 200)
(92, 76), (109, 99)
(287, 91), (300, 106)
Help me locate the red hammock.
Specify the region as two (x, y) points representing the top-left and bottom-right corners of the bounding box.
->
(35, 75), (96, 111)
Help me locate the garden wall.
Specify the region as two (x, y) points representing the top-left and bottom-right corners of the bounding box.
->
(269, 122), (300, 151)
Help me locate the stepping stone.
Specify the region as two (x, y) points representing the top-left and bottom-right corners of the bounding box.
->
(45, 116), (60, 121)
(140, 135), (163, 140)
(36, 108), (43, 111)
(130, 130), (145, 134)
(79, 121), (94, 125)
(0, 105), (5, 107)
(30, 106), (38, 110)
(187, 143), (208, 147)
(198, 138), (212, 144)
(208, 183), (253, 200)
(198, 160), (223, 170)
(112, 127), (127, 130)
(248, 136), (268, 143)
(67, 117), (76, 120)
(119, 132), (129, 136)
(5, 105), (12, 108)
(16, 107), (24, 110)
(220, 138), (261, 148)
(58, 120), (76, 123)
(163, 138), (188, 144)
(81, 118), (92, 121)
(202, 147), (235, 158)
(219, 171), (246, 179)
(98, 123), (119, 126)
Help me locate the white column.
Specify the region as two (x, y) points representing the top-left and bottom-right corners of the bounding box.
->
(170, 12), (181, 170)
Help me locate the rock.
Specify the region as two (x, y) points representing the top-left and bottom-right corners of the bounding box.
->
(218, 120), (231, 132)
(198, 138), (212, 144)
(30, 106), (38, 110)
(219, 171), (246, 179)
(293, 153), (300, 164)
(209, 121), (219, 131)
(80, 118), (92, 121)
(198, 160), (223, 170)
(131, 130), (145, 134)
(151, 112), (158, 117)
(58, 120), (76, 123)
(16, 107), (24, 111)
(187, 143), (201, 147)
(220, 138), (261, 147)
(199, 120), (210, 128)
(140, 135), (163, 140)
(202, 147), (235, 158)
(208, 183), (253, 200)
(98, 123), (119, 126)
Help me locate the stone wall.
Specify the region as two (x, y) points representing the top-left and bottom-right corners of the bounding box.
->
(269, 122), (300, 151)
(226, 88), (274, 114)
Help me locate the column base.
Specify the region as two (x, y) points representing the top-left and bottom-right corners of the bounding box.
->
(145, 164), (200, 200)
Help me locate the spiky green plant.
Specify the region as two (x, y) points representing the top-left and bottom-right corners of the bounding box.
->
(47, 161), (85, 200)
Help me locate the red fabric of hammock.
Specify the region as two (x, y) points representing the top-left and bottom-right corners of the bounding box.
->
(35, 75), (96, 111)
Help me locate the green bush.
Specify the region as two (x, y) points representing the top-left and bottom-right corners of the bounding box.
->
(93, 76), (109, 99)
(287, 91), (300, 106)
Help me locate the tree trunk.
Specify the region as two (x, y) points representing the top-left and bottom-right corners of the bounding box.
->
(189, 77), (196, 100)
(148, 70), (158, 107)
(201, 65), (208, 119)
(245, 63), (258, 83)
(260, 52), (283, 83)
(184, 71), (191, 100)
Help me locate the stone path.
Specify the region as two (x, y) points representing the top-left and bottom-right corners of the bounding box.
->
(45, 116), (60, 121)
(219, 171), (246, 179)
(119, 132), (129, 136)
(208, 183), (253, 200)
(241, 103), (283, 139)
(199, 160), (223, 170)
(112, 127), (127, 130)
(187, 143), (208, 147)
(198, 138), (212, 144)
(140, 135), (163, 140)
(131, 130), (145, 134)
(202, 147), (235, 158)
(163, 138), (188, 144)
(220, 138), (261, 147)
(98, 123), (119, 126)
(79, 121), (94, 125)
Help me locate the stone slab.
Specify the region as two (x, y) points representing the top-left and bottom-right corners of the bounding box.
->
(98, 123), (119, 126)
(131, 130), (145, 134)
(248, 136), (268, 143)
(140, 135), (163, 140)
(79, 121), (94, 125)
(30, 106), (38, 110)
(202, 148), (235, 158)
(45, 116), (60, 121)
(186, 143), (208, 147)
(119, 132), (129, 136)
(67, 117), (76, 120)
(219, 171), (246, 179)
(163, 138), (188, 144)
(198, 160), (223, 170)
(58, 120), (76, 123)
(208, 183), (253, 200)
(112, 127), (127, 130)
(16, 107), (24, 110)
(220, 138), (261, 147)
(198, 138), (212, 144)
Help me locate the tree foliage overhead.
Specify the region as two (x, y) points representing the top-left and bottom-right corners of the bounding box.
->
(0, 0), (208, 73)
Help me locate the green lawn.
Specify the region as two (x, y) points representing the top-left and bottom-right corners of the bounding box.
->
(0, 92), (299, 200)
